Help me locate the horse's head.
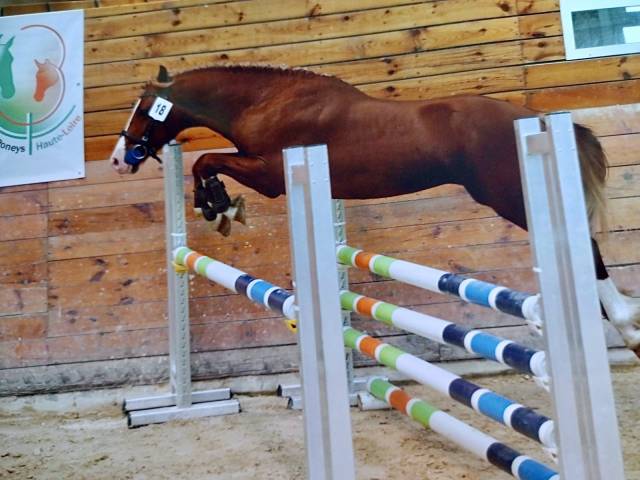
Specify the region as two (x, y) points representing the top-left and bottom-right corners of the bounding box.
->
(111, 66), (177, 174)
(0, 35), (16, 99)
(33, 59), (59, 102)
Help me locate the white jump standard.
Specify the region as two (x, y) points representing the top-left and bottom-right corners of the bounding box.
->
(174, 146), (356, 479)
(123, 142), (239, 427)
(515, 114), (625, 479)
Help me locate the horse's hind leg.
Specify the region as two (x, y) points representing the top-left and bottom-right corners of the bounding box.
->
(593, 239), (640, 355)
(469, 180), (640, 356)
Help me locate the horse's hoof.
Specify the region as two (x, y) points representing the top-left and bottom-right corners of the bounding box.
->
(232, 195), (246, 225)
(618, 329), (640, 358)
(218, 215), (232, 237)
(201, 205), (218, 221)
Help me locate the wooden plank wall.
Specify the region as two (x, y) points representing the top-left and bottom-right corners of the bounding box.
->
(1, 0), (639, 394)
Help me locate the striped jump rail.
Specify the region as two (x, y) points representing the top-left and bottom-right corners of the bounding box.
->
(344, 327), (556, 451)
(173, 246), (297, 325)
(340, 291), (547, 380)
(173, 247), (555, 451)
(368, 378), (558, 480)
(337, 245), (541, 324)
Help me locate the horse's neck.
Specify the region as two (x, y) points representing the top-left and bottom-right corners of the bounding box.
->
(171, 70), (307, 138)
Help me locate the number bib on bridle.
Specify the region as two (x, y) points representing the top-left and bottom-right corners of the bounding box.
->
(149, 97), (173, 122)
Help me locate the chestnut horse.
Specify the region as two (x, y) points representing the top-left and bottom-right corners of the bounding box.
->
(111, 65), (640, 355)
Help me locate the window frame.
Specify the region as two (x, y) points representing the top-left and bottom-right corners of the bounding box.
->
(560, 0), (640, 60)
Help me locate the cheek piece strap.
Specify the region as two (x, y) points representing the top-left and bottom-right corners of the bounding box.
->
(121, 126), (163, 166)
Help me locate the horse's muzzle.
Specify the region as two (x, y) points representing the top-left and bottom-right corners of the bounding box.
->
(111, 155), (134, 174)
(110, 136), (134, 174)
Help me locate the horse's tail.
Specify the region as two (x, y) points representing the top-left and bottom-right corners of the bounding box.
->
(575, 123), (608, 232)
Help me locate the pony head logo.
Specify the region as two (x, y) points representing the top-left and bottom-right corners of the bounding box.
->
(0, 34), (16, 99)
(0, 24), (71, 148)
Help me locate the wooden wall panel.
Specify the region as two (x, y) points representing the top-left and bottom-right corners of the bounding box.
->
(525, 80), (640, 111)
(86, 0), (429, 41)
(602, 134), (640, 167)
(516, 0), (558, 15)
(526, 56), (640, 88)
(1, 0), (639, 393)
(84, 1), (518, 64)
(83, 16), (522, 89)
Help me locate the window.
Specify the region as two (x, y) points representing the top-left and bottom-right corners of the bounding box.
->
(561, 0), (640, 59)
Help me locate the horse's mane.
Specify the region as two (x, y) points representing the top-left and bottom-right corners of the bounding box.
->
(197, 63), (333, 78)
(147, 63), (350, 90)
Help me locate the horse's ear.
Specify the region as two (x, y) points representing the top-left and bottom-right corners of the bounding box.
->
(6, 36), (14, 47)
(153, 65), (174, 89)
(157, 65), (172, 83)
(34, 59), (42, 67)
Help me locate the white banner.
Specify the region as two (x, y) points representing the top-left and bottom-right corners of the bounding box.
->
(0, 10), (84, 187)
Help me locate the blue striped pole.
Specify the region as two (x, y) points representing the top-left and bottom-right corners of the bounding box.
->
(173, 246), (296, 320)
(368, 378), (558, 480)
(340, 291), (547, 380)
(344, 328), (556, 451)
(337, 245), (541, 324)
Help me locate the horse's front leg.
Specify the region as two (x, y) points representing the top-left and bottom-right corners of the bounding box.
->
(192, 152), (283, 230)
(193, 151), (284, 201)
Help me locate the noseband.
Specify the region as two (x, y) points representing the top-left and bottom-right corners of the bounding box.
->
(121, 125), (162, 167)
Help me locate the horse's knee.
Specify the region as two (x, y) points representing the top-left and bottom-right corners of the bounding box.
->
(257, 177), (285, 198)
(192, 155), (217, 180)
(261, 187), (282, 199)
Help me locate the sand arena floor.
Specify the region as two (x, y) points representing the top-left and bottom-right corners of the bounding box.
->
(1, 364), (639, 480)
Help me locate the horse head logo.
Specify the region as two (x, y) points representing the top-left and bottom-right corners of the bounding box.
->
(0, 34), (16, 99)
(34, 58), (60, 102)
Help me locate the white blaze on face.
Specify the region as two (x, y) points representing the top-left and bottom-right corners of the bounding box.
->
(111, 98), (141, 174)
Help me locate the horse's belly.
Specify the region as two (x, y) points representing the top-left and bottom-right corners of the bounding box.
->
(327, 150), (446, 199)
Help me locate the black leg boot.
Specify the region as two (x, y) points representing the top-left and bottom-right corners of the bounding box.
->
(194, 183), (218, 221)
(203, 176), (231, 214)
